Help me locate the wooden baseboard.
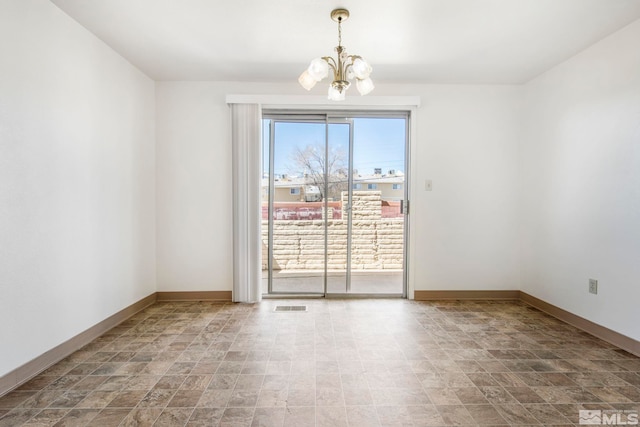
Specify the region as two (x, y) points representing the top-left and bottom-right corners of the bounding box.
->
(156, 291), (232, 301)
(0, 293), (157, 397)
(414, 290), (521, 300)
(519, 291), (640, 357)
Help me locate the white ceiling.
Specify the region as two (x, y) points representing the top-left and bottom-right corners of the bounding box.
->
(51, 0), (640, 84)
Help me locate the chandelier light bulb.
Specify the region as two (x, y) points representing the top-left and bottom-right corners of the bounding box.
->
(298, 70), (317, 91)
(308, 58), (329, 81)
(352, 58), (372, 79)
(328, 85), (346, 101)
(298, 8), (373, 101)
(356, 77), (375, 96)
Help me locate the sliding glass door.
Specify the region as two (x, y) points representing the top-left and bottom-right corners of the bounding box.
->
(262, 113), (408, 297)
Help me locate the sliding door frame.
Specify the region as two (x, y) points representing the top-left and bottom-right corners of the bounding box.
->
(263, 110), (411, 299)
(266, 115), (328, 296)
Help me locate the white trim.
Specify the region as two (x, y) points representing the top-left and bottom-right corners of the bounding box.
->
(226, 95), (421, 108)
(407, 106), (418, 300)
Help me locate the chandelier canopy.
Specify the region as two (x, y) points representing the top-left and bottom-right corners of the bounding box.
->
(298, 8), (374, 101)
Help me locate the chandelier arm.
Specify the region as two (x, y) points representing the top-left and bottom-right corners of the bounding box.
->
(344, 56), (357, 78)
(323, 56), (339, 78)
(323, 56), (337, 68)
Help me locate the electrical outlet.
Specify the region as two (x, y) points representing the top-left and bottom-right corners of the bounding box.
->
(589, 279), (598, 295)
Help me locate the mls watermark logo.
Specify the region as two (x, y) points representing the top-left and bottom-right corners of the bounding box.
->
(580, 410), (603, 425)
(580, 410), (639, 425)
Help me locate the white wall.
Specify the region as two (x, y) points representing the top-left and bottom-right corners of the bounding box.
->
(0, 0), (156, 376)
(410, 85), (521, 292)
(155, 82), (522, 294)
(155, 82), (237, 291)
(520, 20), (640, 340)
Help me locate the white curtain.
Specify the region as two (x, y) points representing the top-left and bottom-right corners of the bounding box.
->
(230, 103), (262, 303)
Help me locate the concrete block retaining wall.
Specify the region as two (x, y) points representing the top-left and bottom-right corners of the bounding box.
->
(261, 191), (404, 271)
(261, 219), (404, 270)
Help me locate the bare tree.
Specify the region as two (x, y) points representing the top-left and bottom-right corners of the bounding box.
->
(290, 143), (347, 201)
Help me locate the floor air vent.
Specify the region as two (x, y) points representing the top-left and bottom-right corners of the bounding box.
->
(274, 305), (307, 312)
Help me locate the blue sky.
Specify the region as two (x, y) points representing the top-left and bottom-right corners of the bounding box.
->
(262, 118), (406, 177)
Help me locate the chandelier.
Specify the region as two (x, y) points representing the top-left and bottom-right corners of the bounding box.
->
(298, 8), (374, 101)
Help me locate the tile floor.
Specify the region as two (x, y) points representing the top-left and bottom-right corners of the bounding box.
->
(1, 299), (639, 426)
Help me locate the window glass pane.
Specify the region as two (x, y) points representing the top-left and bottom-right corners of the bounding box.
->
(270, 121), (326, 293)
(350, 117), (406, 293)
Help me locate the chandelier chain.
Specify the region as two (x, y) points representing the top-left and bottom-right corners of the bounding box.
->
(338, 18), (342, 47)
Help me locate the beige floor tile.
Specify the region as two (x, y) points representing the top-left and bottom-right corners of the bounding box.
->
(316, 406), (347, 427)
(251, 407), (285, 427)
(186, 407), (224, 426)
(0, 299), (638, 427)
(220, 407), (254, 426)
(493, 403), (541, 425)
(465, 404), (507, 424)
(20, 409), (69, 426)
(120, 408), (163, 426)
(0, 410), (41, 427)
(90, 408), (131, 425)
(283, 406), (314, 427)
(345, 405), (380, 426)
(51, 408), (101, 427)
(375, 405), (414, 426)
(436, 404), (476, 425)
(153, 407), (194, 426)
